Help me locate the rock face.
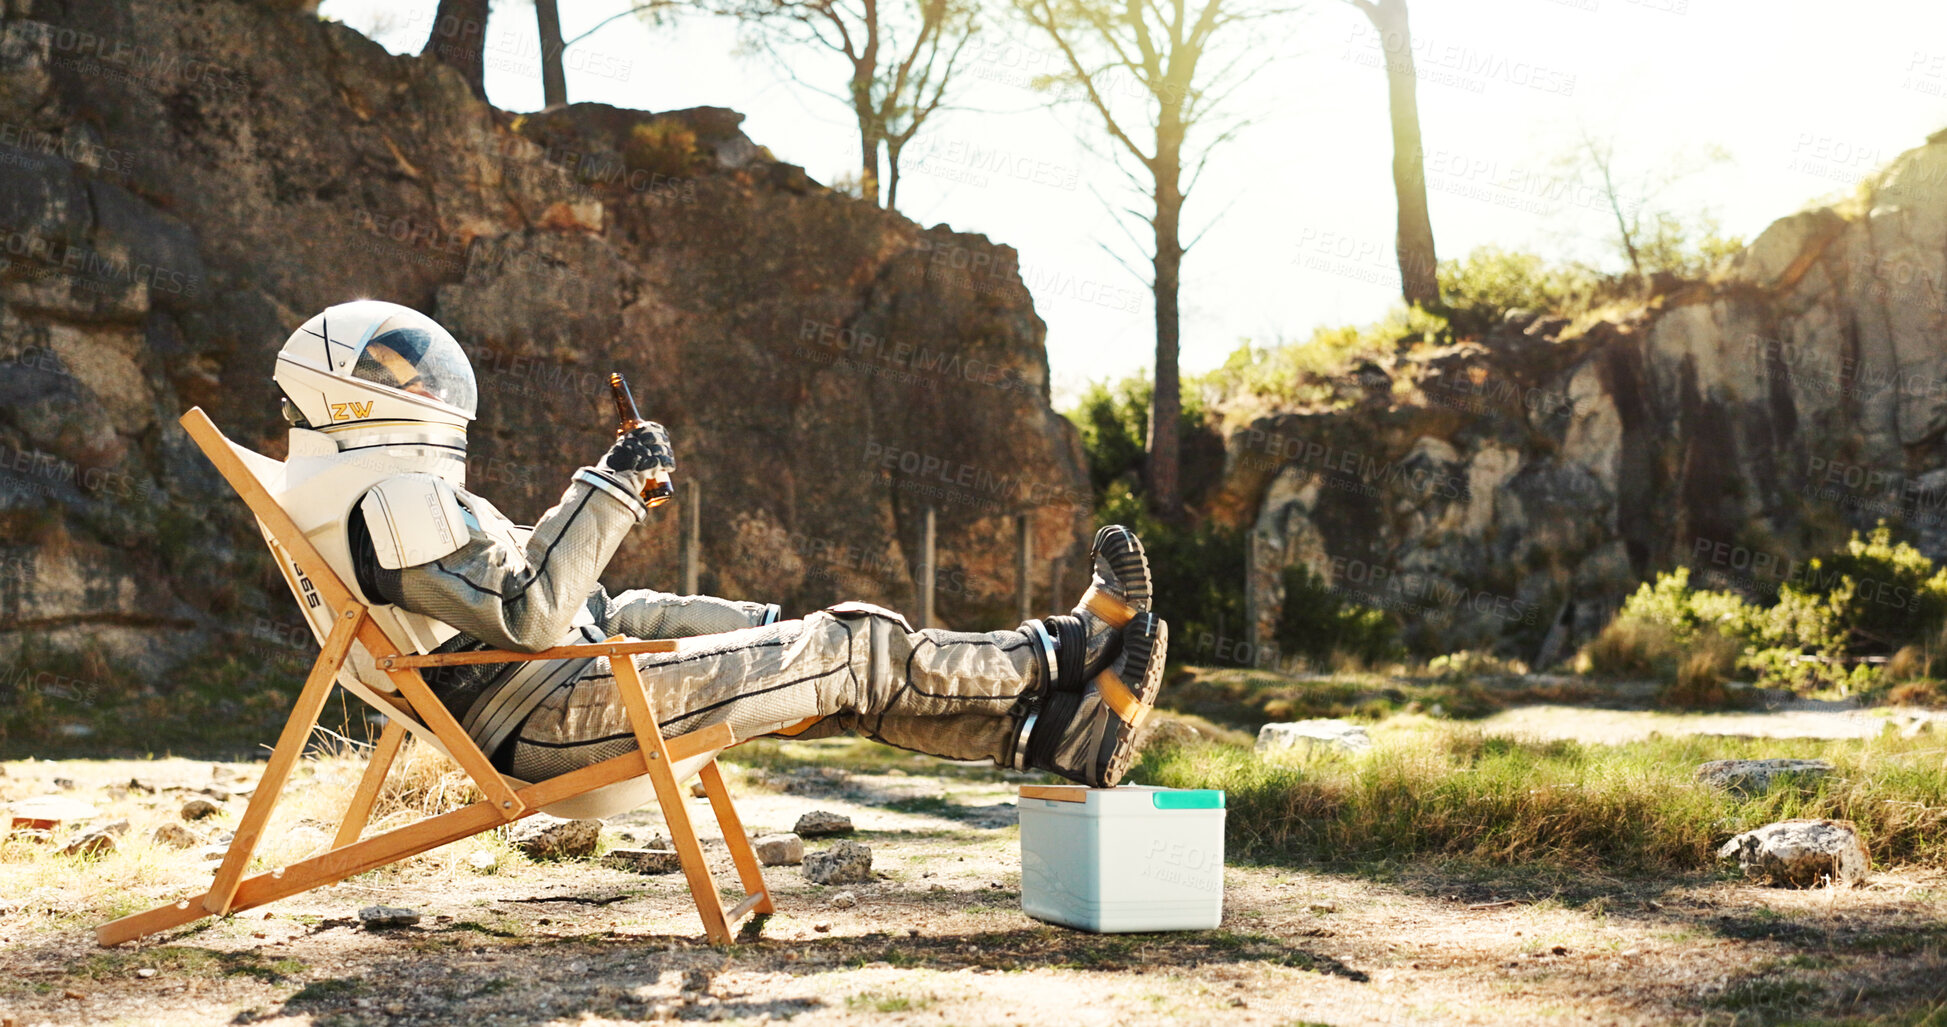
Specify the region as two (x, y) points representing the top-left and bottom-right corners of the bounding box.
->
(801, 840), (872, 885)
(1695, 759), (1834, 797)
(1212, 132), (1947, 662)
(1255, 719), (1372, 755)
(0, 0), (1088, 740)
(1718, 818), (1869, 887)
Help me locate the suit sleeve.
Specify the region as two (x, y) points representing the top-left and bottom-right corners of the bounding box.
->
(381, 467), (650, 652)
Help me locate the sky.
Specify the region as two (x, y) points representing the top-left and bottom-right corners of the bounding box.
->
(318, 0), (1947, 405)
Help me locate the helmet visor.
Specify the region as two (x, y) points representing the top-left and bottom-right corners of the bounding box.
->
(352, 318), (478, 416)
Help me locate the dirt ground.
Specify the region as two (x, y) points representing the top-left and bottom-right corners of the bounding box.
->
(4, 724), (1947, 1027)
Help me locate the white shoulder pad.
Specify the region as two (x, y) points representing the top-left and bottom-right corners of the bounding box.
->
(360, 475), (471, 570)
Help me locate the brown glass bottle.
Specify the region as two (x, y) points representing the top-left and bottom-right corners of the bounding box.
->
(608, 371), (674, 507)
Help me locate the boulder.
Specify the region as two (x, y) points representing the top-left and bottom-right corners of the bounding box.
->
(506, 814), (603, 860)
(151, 822), (198, 850)
(357, 905), (422, 928)
(794, 811), (854, 838)
(9, 796), (98, 830)
(61, 819), (129, 857)
(1717, 819), (1869, 887)
(179, 797), (222, 821)
(1255, 720), (1372, 756)
(604, 848), (684, 875)
(802, 841), (873, 885)
(1695, 759), (1833, 797)
(753, 833), (804, 866)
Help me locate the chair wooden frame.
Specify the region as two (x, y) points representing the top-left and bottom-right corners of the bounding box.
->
(98, 408), (778, 947)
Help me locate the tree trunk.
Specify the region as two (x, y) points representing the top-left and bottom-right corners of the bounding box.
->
(1147, 112), (1186, 517)
(1361, 0), (1438, 307)
(421, 0), (491, 100)
(535, 0), (567, 107)
(855, 110), (881, 205)
(884, 138), (905, 212)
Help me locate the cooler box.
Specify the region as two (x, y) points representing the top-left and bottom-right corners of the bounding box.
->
(1017, 784), (1225, 932)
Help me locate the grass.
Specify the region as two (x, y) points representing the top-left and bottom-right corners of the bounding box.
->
(1160, 665), (1608, 730)
(1131, 718), (1947, 873)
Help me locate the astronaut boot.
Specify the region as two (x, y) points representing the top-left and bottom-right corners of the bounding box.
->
(1012, 524), (1168, 787)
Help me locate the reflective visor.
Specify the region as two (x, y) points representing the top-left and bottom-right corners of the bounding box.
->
(352, 317), (478, 416)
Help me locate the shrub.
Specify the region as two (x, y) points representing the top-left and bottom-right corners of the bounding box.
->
(1092, 480), (1245, 662)
(1273, 565), (1399, 667)
(1436, 246), (1601, 337)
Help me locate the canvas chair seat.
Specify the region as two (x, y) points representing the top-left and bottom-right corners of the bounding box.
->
(98, 408), (786, 947)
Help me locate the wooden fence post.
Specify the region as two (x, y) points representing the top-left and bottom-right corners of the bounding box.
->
(1015, 514), (1032, 623)
(681, 484), (701, 596)
(918, 505), (936, 629)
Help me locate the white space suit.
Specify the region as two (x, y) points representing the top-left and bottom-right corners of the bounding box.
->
(269, 301), (1168, 788)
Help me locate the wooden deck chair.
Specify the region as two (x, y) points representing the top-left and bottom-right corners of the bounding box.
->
(99, 407), (791, 947)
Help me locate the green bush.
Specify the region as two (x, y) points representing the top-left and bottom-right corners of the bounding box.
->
(1068, 375), (1210, 495)
(1583, 526), (1947, 695)
(1200, 305), (1447, 410)
(1273, 565), (1399, 667)
(1436, 246), (1601, 337)
(1093, 480), (1244, 660)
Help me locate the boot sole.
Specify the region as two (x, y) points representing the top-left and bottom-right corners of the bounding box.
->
(1091, 525), (1152, 611)
(1093, 612), (1168, 788)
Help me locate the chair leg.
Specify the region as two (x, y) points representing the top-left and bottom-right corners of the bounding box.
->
(334, 718), (407, 850)
(604, 640), (739, 946)
(699, 759), (773, 915)
(203, 604), (365, 916)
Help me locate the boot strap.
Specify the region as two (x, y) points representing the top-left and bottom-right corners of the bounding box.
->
(1095, 668), (1152, 729)
(1081, 585), (1137, 629)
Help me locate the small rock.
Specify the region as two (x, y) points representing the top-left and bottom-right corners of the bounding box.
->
(752, 833), (803, 866)
(1695, 759), (1833, 797)
(689, 780), (708, 798)
(1255, 719), (1372, 756)
(357, 905), (421, 929)
(829, 890), (858, 909)
(52, 777), (76, 790)
(179, 797), (222, 821)
(9, 795), (98, 830)
(198, 785), (232, 803)
(506, 814), (603, 860)
(802, 840), (872, 885)
(198, 845), (228, 861)
(1718, 818), (1869, 887)
(60, 819), (129, 857)
(135, 968), (156, 979)
(126, 778), (161, 795)
(465, 850), (498, 871)
(604, 848), (684, 874)
(812, 922), (831, 933)
(794, 810), (853, 837)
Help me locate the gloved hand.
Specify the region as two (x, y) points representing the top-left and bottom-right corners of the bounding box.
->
(599, 422), (676, 481)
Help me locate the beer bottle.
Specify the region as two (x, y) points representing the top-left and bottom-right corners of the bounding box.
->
(608, 371), (674, 507)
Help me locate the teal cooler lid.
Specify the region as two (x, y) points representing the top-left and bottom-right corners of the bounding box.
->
(1151, 789), (1224, 810)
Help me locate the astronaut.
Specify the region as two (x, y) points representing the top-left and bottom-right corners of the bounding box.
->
(269, 300), (1168, 788)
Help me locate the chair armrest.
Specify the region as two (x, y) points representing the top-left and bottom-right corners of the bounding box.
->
(376, 638), (680, 669)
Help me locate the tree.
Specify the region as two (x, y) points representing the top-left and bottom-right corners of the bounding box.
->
(728, 0), (978, 210)
(535, 0), (567, 107)
(1347, 0), (1437, 307)
(1571, 132), (1736, 282)
(421, 0), (492, 99)
(1016, 0), (1284, 516)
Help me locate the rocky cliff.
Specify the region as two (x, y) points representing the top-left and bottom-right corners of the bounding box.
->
(1215, 130), (1947, 667)
(0, 0), (1089, 716)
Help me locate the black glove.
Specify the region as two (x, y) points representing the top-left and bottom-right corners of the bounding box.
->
(600, 422), (676, 477)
